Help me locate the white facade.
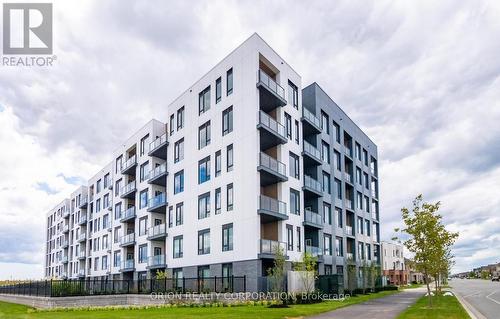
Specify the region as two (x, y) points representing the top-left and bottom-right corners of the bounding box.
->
(381, 241), (405, 271)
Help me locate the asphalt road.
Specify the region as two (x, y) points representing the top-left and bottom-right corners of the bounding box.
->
(451, 278), (500, 319)
(308, 288), (426, 319)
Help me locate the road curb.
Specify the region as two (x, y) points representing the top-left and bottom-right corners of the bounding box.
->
(454, 291), (487, 319)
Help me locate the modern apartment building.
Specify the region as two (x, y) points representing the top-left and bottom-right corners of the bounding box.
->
(44, 33), (380, 292)
(381, 241), (408, 285)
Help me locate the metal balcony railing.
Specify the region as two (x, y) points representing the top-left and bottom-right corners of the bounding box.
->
(304, 175), (322, 193)
(259, 152), (286, 177)
(149, 133), (168, 153)
(302, 108), (321, 129)
(257, 69), (285, 100)
(303, 140), (322, 161)
(259, 239), (286, 255)
(258, 110), (287, 140)
(259, 195), (287, 216)
(147, 224), (167, 239)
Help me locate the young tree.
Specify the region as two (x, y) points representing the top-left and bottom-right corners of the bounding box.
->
(346, 257), (357, 294)
(399, 195), (458, 307)
(268, 244), (286, 293)
(294, 252), (317, 294)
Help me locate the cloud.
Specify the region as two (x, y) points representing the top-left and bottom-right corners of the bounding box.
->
(0, 0), (499, 277)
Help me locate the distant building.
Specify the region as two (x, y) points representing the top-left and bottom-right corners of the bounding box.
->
(404, 258), (424, 284)
(381, 241), (408, 285)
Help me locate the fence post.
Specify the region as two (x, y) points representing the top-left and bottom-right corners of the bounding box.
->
(150, 278), (153, 294)
(243, 275), (246, 292)
(50, 279), (53, 297)
(214, 276), (217, 293)
(182, 277), (185, 294)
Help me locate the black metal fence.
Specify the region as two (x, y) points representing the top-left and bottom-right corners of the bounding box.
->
(0, 276), (246, 297)
(316, 274), (344, 294)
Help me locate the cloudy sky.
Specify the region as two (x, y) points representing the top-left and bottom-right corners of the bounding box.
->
(0, 0), (499, 279)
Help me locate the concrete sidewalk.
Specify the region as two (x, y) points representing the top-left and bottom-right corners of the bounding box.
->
(308, 288), (426, 319)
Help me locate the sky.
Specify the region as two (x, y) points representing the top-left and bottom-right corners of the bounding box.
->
(0, 0), (499, 279)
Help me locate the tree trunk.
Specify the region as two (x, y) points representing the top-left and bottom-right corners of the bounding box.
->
(425, 272), (432, 307)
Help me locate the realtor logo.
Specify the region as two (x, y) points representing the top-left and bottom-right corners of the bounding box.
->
(3, 3), (53, 54)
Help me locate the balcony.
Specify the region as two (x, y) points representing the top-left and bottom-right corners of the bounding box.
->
(256, 69), (286, 112)
(78, 215), (87, 226)
(344, 145), (352, 158)
(258, 195), (288, 222)
(61, 255), (68, 263)
(106, 202), (113, 211)
(258, 152), (288, 186)
(303, 209), (324, 229)
(147, 255), (166, 270)
(371, 212), (378, 220)
(344, 172), (353, 184)
(148, 133), (168, 160)
(258, 239), (288, 260)
(147, 163), (167, 186)
(346, 252), (354, 261)
(345, 199), (354, 211)
(120, 181), (136, 199)
(104, 222), (112, 232)
(120, 206), (136, 222)
(120, 259), (135, 272)
(121, 155), (137, 175)
(60, 272), (68, 279)
(61, 240), (69, 249)
(257, 111), (287, 150)
(77, 252), (86, 260)
(79, 196), (88, 209)
(305, 245), (323, 258)
(302, 140), (322, 166)
(77, 232), (86, 243)
(107, 180), (113, 190)
(147, 223), (167, 241)
(63, 210), (70, 218)
(78, 270), (85, 277)
(120, 233), (135, 247)
(303, 175), (323, 197)
(147, 193), (167, 213)
(301, 108), (321, 135)
(62, 224), (69, 233)
(345, 225), (354, 237)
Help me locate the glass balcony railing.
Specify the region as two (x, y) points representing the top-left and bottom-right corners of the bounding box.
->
(121, 259), (135, 270)
(148, 193), (167, 209)
(121, 206), (136, 220)
(147, 163), (167, 180)
(345, 199), (353, 210)
(306, 245), (323, 257)
(148, 255), (165, 267)
(303, 140), (321, 161)
(149, 133), (168, 153)
(121, 155), (137, 172)
(304, 209), (323, 226)
(302, 108), (321, 129)
(61, 255), (68, 263)
(346, 252), (354, 260)
(257, 69), (285, 100)
(120, 233), (135, 246)
(78, 215), (87, 224)
(77, 232), (86, 241)
(259, 239), (286, 255)
(121, 181), (136, 195)
(79, 196), (88, 208)
(304, 175), (322, 193)
(346, 225), (354, 236)
(344, 145), (352, 157)
(259, 152), (286, 177)
(258, 110), (287, 140)
(259, 195), (287, 216)
(62, 224), (69, 232)
(371, 212), (378, 220)
(148, 224), (167, 238)
(344, 172), (352, 183)
(78, 269), (85, 276)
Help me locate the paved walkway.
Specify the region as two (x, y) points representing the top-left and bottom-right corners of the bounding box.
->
(308, 288), (427, 319)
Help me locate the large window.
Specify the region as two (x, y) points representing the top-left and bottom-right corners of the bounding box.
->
(356, 167), (362, 185)
(322, 172), (331, 194)
(335, 207), (343, 228)
(113, 251), (121, 267)
(222, 223), (233, 251)
(288, 81), (298, 109)
(355, 143), (362, 161)
(174, 170), (184, 194)
(140, 161), (149, 182)
(215, 150), (221, 177)
(169, 114), (174, 135)
(215, 188), (221, 214)
(139, 189), (148, 209)
(198, 121), (211, 149)
(290, 188), (300, 215)
(323, 202), (331, 225)
(139, 244), (147, 263)
(334, 179), (342, 199)
(334, 150), (341, 171)
(174, 138), (184, 163)
(336, 237), (343, 256)
(140, 134), (149, 156)
(216, 77), (222, 103)
(199, 86), (210, 115)
(226, 68), (233, 95)
(176, 203), (183, 226)
(198, 192), (210, 219)
(324, 234), (332, 255)
(177, 106), (184, 130)
(285, 113), (292, 139)
(321, 111), (329, 134)
(139, 216), (148, 236)
(322, 141), (330, 164)
(227, 144), (233, 171)
(333, 121), (340, 143)
(227, 183), (233, 211)
(198, 229), (210, 255)
(173, 236), (183, 258)
(286, 224), (293, 251)
(294, 120), (299, 144)
(222, 106), (233, 135)
(289, 152), (299, 179)
(198, 156), (211, 184)
(296, 227), (301, 252)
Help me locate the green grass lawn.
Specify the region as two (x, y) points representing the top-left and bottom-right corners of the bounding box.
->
(0, 290), (399, 319)
(397, 292), (470, 319)
(401, 284), (423, 289)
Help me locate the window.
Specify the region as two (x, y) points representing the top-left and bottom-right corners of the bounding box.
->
(215, 188), (221, 214)
(198, 121), (211, 149)
(358, 217), (364, 234)
(324, 234), (332, 255)
(216, 77), (222, 103)
(322, 141), (330, 164)
(114, 203), (122, 220)
(357, 192), (363, 210)
(177, 106), (184, 130)
(226, 144), (233, 171)
(174, 138), (184, 163)
(227, 183), (233, 211)
(333, 121), (340, 143)
(115, 179), (122, 197)
(115, 156), (122, 174)
(139, 244), (147, 263)
(294, 120), (299, 144)
(169, 114), (175, 135)
(358, 242), (365, 260)
(173, 268), (183, 288)
(283, 224), (293, 251)
(285, 113), (292, 139)
(104, 173), (110, 189)
(222, 264), (233, 290)
(139, 216), (148, 236)
(289, 152), (299, 178)
(222, 106), (233, 135)
(356, 167), (362, 185)
(365, 219), (371, 236)
(296, 227), (301, 252)
(96, 179), (101, 193)
(334, 150), (341, 171)
(199, 86), (211, 115)
(139, 189), (148, 209)
(363, 149), (368, 166)
(215, 150), (221, 177)
(140, 161), (149, 182)
(96, 199), (101, 212)
(335, 207), (343, 228)
(171, 202), (182, 226)
(288, 81), (298, 109)
(174, 170), (184, 194)
(355, 143), (361, 161)
(323, 202), (331, 225)
(336, 237), (343, 256)
(321, 111), (329, 134)
(222, 223), (233, 251)
(365, 196), (370, 212)
(198, 156), (211, 184)
(198, 229), (210, 255)
(114, 226), (121, 243)
(334, 179), (342, 199)
(226, 68), (233, 95)
(173, 236), (183, 258)
(103, 194), (109, 210)
(198, 192), (210, 219)
(113, 251), (121, 267)
(290, 189), (300, 215)
(364, 173), (369, 189)
(366, 243), (371, 260)
(140, 134), (149, 156)
(322, 172), (331, 194)
(168, 206), (173, 228)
